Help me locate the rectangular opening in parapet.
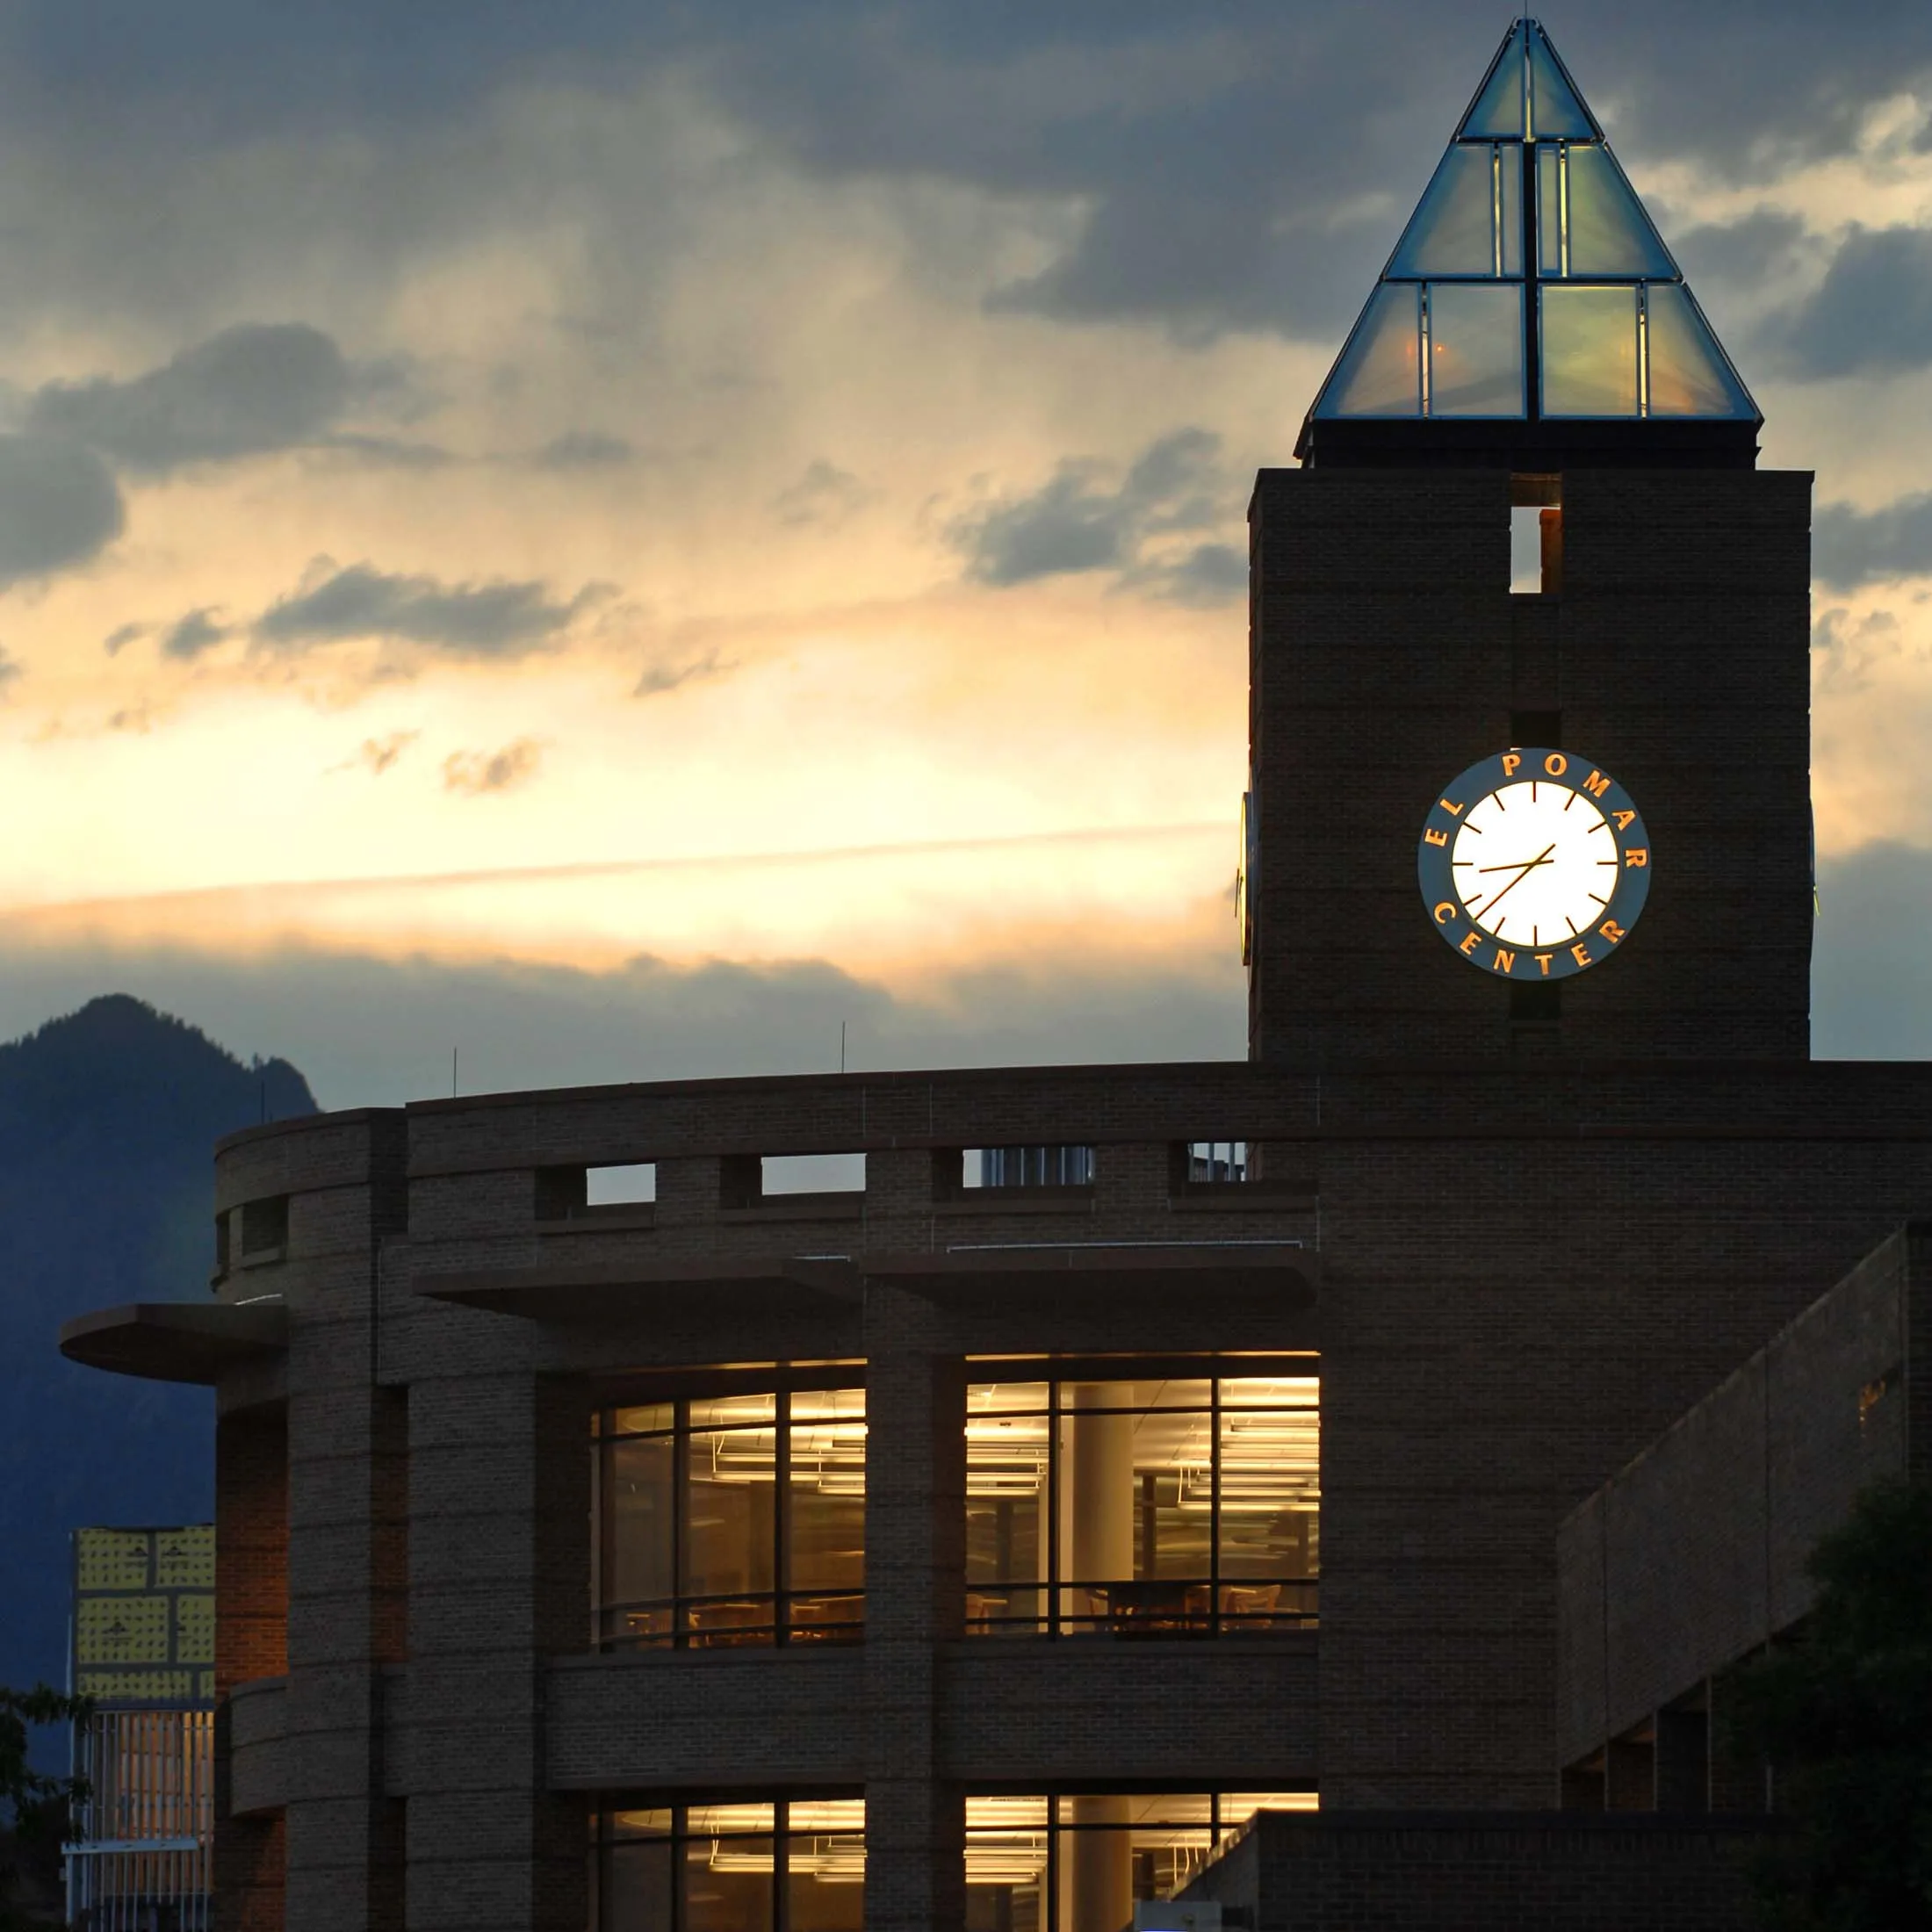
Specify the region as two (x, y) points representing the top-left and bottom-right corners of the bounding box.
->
(1510, 473), (1562, 594)
(966, 1145), (1096, 1188)
(1186, 1139), (1249, 1183)
(239, 1193), (288, 1257)
(762, 1151), (866, 1195)
(586, 1162), (657, 1206)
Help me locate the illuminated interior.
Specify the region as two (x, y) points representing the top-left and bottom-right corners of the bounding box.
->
(965, 1371), (1320, 1636)
(596, 1793), (1321, 1931)
(963, 1791), (1320, 1932)
(603, 1800), (865, 1932)
(1311, 17), (1755, 425)
(597, 1386), (867, 1648)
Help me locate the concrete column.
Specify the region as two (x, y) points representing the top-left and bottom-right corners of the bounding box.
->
(284, 1361), (407, 1932)
(862, 1282), (966, 1932)
(1706, 1675), (1770, 1814)
(1605, 1735), (1654, 1813)
(407, 1371), (589, 1932)
(1059, 1796), (1131, 1932)
(213, 1405), (288, 1932)
(1062, 1388), (1134, 1626)
(1654, 1705), (1709, 1813)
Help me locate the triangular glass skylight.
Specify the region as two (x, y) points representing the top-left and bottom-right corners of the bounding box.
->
(1311, 17), (1756, 427)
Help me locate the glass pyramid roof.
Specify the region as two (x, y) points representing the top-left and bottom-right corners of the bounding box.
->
(1308, 18), (1757, 436)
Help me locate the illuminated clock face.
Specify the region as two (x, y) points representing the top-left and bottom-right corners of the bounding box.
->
(1417, 748), (1651, 981)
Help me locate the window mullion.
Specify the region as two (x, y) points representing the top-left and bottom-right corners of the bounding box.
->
(1047, 1381), (1062, 1639)
(775, 1398), (790, 1647)
(673, 1806), (687, 1932)
(674, 1402), (689, 1651)
(1210, 1381), (1222, 1637)
(775, 1799), (789, 1932)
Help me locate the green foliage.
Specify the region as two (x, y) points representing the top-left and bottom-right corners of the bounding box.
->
(0, 1682), (90, 1930)
(1726, 1480), (1932, 1931)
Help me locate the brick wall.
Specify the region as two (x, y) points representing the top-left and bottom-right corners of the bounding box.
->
(1557, 1225), (1922, 1767)
(1247, 466), (1813, 1063)
(1180, 1809), (1770, 1930)
(194, 1054), (1932, 1927)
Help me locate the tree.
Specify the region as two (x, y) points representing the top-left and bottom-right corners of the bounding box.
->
(0, 1683), (90, 1931)
(1725, 1479), (1932, 1930)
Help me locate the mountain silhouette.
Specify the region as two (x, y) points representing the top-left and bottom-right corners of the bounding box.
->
(0, 994), (315, 1710)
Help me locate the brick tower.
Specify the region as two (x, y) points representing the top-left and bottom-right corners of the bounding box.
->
(1244, 18), (1812, 1064)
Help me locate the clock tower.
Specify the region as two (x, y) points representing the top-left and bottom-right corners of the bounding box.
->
(1244, 18), (1813, 1064)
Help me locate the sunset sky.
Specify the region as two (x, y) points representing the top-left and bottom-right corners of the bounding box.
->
(2, 1), (1931, 1104)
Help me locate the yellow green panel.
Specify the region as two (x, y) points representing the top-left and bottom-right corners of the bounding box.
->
(76, 1593), (170, 1664)
(76, 1529), (151, 1593)
(155, 1526), (214, 1590)
(198, 1670), (216, 1701)
(174, 1594), (215, 1665)
(77, 1669), (192, 1702)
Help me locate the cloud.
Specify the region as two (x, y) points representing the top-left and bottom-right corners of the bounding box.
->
(1128, 541), (1248, 608)
(0, 649), (25, 697)
(102, 622), (146, 657)
(442, 738), (543, 795)
(26, 323), (351, 474)
(0, 435), (125, 588)
(949, 426), (1238, 597)
(333, 730), (421, 777)
(954, 463), (1127, 584)
(1813, 840), (1932, 1060)
(532, 429), (637, 471)
(252, 559), (609, 660)
(1773, 226), (1932, 379)
(634, 646), (732, 697)
(1814, 493), (1932, 588)
(160, 608), (229, 661)
(1812, 605), (1902, 693)
(313, 433), (457, 471)
(773, 459), (872, 527)
(1669, 208), (1810, 292)
(0, 926), (1244, 1114)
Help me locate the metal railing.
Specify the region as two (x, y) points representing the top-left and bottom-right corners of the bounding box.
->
(67, 1707), (213, 1932)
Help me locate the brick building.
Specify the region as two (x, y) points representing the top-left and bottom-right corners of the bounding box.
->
(56, 19), (1932, 1932)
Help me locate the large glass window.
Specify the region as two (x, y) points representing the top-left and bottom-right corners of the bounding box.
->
(597, 1384), (866, 1648)
(964, 1370), (1318, 1637)
(601, 1801), (864, 1932)
(965, 1791), (1316, 1932)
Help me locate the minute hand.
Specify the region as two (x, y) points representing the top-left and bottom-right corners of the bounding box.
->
(1475, 843), (1555, 921)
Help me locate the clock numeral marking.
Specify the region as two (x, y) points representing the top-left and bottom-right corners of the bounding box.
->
(1599, 919), (1626, 944)
(1624, 847), (1649, 868)
(1570, 941), (1594, 967)
(1491, 948), (1516, 975)
(1458, 930), (1482, 957)
(1424, 827), (1448, 847)
(1534, 952), (1554, 976)
(1612, 809), (1636, 831)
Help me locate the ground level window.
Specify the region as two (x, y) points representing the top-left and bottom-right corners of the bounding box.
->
(599, 1800), (864, 1932)
(595, 1382), (866, 1649)
(965, 1791), (1316, 1932)
(964, 1368), (1319, 1636)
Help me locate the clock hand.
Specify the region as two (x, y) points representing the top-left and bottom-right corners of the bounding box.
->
(1475, 854), (1559, 873)
(1474, 843), (1556, 920)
